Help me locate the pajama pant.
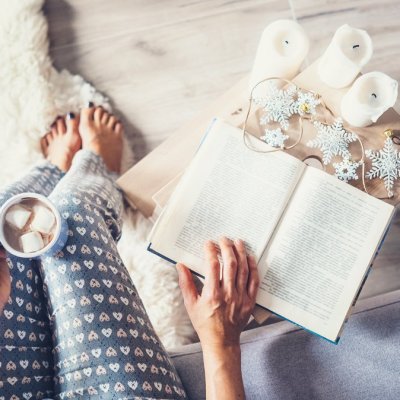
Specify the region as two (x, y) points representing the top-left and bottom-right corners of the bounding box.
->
(0, 150), (187, 400)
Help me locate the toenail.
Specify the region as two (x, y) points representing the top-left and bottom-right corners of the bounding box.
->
(87, 101), (94, 108)
(67, 112), (75, 119)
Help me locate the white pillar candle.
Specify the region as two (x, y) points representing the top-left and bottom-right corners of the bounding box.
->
(249, 19), (309, 94)
(341, 72), (398, 127)
(318, 24), (373, 89)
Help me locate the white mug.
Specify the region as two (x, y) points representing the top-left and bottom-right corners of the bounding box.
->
(0, 193), (68, 259)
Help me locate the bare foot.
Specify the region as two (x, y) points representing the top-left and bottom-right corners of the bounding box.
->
(79, 104), (123, 173)
(41, 113), (82, 172)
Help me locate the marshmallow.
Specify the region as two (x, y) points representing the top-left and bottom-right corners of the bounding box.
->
(20, 231), (45, 253)
(31, 205), (56, 235)
(5, 205), (32, 230)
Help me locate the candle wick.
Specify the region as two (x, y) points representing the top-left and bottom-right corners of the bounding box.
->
(284, 40), (289, 45)
(372, 93), (377, 99)
(353, 44), (360, 49)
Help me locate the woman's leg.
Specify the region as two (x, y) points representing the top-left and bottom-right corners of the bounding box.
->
(0, 113), (80, 204)
(0, 256), (55, 400)
(0, 115), (81, 400)
(0, 162), (64, 204)
(40, 106), (187, 399)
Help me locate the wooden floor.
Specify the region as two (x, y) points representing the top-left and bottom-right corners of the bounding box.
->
(44, 0), (400, 298)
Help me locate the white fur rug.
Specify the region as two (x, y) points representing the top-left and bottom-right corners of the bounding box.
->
(0, 0), (194, 349)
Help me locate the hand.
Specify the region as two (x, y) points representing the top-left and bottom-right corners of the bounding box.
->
(0, 248), (10, 314)
(177, 237), (259, 350)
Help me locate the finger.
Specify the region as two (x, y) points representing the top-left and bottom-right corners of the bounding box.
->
(234, 239), (249, 294)
(176, 263), (198, 308)
(0, 255), (11, 313)
(204, 241), (221, 293)
(247, 255), (260, 302)
(220, 237), (238, 294)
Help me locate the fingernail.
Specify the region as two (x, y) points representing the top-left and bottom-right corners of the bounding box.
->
(87, 101), (94, 108)
(235, 239), (243, 246)
(67, 112), (75, 120)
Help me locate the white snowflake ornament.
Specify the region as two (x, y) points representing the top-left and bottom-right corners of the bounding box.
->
(260, 128), (289, 149)
(333, 157), (361, 183)
(255, 81), (297, 130)
(307, 119), (358, 165)
(295, 90), (321, 116)
(365, 137), (400, 197)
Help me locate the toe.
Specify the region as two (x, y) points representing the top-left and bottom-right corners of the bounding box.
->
(81, 102), (95, 122)
(56, 117), (67, 135)
(108, 116), (117, 129)
(66, 112), (79, 133)
(40, 136), (49, 156)
(101, 111), (110, 125)
(114, 122), (124, 136)
(44, 131), (52, 144)
(94, 107), (104, 124)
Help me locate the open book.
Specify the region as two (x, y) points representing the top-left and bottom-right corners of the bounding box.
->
(148, 119), (395, 343)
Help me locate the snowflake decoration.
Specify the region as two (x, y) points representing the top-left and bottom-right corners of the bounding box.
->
(333, 157), (361, 183)
(260, 128), (289, 149)
(307, 119), (358, 165)
(255, 81), (297, 130)
(365, 137), (400, 197)
(295, 90), (321, 116)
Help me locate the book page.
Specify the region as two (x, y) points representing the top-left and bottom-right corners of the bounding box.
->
(257, 166), (394, 342)
(149, 119), (306, 276)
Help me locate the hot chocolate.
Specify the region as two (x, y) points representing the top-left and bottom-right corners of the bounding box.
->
(3, 198), (57, 254)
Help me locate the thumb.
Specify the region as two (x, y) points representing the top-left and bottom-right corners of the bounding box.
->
(0, 253), (10, 314)
(176, 263), (198, 307)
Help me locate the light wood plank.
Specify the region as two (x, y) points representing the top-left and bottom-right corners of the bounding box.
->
(44, 0), (293, 158)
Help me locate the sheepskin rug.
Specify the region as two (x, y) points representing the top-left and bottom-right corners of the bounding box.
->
(0, 0), (194, 349)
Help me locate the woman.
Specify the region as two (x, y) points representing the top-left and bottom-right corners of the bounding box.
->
(0, 104), (259, 399)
